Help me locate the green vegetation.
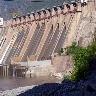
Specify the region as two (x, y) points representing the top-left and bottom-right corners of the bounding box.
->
(65, 41), (96, 81)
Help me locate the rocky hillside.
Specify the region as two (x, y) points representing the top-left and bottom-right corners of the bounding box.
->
(0, 0), (65, 20)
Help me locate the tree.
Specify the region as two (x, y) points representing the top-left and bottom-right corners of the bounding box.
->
(66, 42), (95, 81)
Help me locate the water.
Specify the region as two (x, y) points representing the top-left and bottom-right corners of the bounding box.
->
(0, 77), (59, 91)
(0, 0), (73, 20)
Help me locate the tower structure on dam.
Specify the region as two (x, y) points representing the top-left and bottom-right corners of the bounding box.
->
(0, 0), (96, 67)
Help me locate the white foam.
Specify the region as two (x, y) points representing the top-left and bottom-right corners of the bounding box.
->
(0, 85), (36, 96)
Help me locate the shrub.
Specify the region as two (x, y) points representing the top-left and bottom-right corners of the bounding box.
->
(66, 42), (96, 81)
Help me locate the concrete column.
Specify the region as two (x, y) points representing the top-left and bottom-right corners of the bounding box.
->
(1, 66), (3, 77)
(0, 66), (3, 77)
(0, 65), (8, 77)
(13, 66), (16, 77)
(3, 66), (5, 77)
(6, 65), (9, 77)
(4, 66), (6, 77)
(5, 65), (8, 77)
(3, 65), (7, 77)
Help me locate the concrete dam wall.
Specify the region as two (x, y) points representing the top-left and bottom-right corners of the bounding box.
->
(0, 0), (96, 65)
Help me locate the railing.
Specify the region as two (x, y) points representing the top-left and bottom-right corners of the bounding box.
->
(13, 28), (30, 57)
(35, 19), (53, 59)
(43, 25), (59, 60)
(62, 13), (76, 48)
(32, 23), (45, 55)
(20, 23), (39, 61)
(52, 15), (69, 54)
(22, 24), (40, 59)
(10, 10), (78, 28)
(39, 23), (59, 60)
(37, 25), (53, 60)
(1, 28), (19, 64)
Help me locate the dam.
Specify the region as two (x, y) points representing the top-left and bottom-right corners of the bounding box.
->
(0, 0), (96, 78)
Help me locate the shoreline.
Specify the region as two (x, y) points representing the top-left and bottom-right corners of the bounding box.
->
(0, 76), (61, 91)
(0, 85), (36, 96)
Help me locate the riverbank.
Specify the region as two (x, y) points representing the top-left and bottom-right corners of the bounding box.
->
(0, 85), (36, 96)
(18, 71), (96, 96)
(0, 76), (61, 91)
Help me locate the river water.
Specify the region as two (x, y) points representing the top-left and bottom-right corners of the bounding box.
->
(0, 77), (59, 91)
(0, 0), (73, 20)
